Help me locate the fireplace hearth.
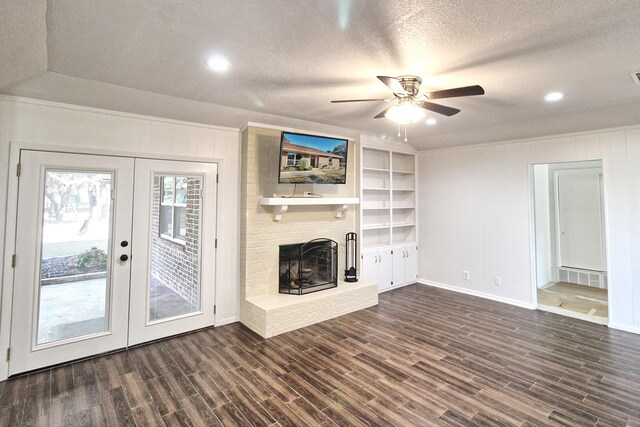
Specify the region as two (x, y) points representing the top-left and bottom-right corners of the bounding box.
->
(279, 238), (338, 295)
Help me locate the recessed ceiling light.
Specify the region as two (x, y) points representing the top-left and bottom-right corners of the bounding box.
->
(544, 91), (564, 102)
(206, 56), (231, 73)
(425, 118), (437, 126)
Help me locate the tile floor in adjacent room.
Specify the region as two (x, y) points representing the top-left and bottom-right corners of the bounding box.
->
(538, 281), (608, 325)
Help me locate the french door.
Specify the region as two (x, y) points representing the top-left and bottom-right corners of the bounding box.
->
(9, 151), (217, 375)
(129, 159), (217, 345)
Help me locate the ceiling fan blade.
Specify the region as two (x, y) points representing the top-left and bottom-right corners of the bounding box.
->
(331, 98), (386, 103)
(419, 102), (461, 117)
(373, 107), (392, 119)
(426, 85), (485, 99)
(377, 76), (407, 95)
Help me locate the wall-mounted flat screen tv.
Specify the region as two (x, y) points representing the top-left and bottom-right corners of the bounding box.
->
(278, 131), (348, 184)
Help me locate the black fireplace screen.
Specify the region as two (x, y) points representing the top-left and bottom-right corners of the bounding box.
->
(279, 238), (338, 295)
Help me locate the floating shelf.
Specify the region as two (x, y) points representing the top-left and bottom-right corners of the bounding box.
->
(259, 197), (360, 221)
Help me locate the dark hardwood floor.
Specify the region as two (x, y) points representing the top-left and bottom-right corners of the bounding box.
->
(1, 284), (640, 426)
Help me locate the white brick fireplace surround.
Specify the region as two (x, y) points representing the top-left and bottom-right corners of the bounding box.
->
(240, 125), (378, 338)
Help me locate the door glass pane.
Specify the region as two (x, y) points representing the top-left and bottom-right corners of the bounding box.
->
(162, 177), (174, 204)
(159, 206), (172, 236)
(175, 177), (187, 204)
(174, 206), (187, 240)
(150, 175), (201, 321)
(38, 170), (112, 345)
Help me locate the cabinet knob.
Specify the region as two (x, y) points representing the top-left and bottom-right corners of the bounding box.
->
(120, 254), (129, 262)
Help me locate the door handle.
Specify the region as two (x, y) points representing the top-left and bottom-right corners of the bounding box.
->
(120, 254), (129, 262)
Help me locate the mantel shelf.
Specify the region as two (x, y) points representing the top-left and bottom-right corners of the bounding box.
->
(259, 197), (360, 221)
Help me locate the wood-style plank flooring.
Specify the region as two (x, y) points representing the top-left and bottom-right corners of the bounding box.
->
(2, 284), (640, 426)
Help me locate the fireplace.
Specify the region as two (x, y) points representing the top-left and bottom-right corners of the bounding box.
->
(279, 238), (338, 295)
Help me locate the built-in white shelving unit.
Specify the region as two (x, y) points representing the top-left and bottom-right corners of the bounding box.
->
(359, 147), (418, 291)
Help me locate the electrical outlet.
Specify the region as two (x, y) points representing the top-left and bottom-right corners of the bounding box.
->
(463, 270), (470, 281)
(494, 276), (501, 286)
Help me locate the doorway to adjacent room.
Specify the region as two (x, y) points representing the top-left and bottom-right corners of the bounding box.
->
(532, 160), (608, 324)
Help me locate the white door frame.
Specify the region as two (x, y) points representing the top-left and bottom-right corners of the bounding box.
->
(1, 141), (224, 380)
(527, 159), (613, 323)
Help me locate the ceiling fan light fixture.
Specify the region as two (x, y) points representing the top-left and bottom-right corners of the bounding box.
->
(385, 101), (425, 124)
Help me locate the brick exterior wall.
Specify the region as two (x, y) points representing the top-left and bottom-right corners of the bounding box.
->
(151, 175), (201, 306)
(239, 126), (377, 337)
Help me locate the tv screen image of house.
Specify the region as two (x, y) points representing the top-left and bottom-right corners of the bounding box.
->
(278, 131), (348, 184)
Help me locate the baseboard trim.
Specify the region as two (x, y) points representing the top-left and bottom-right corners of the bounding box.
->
(537, 304), (608, 325)
(216, 316), (239, 327)
(378, 281), (416, 294)
(608, 322), (640, 335)
(417, 280), (536, 310)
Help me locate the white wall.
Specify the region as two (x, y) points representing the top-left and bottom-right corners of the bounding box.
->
(0, 96), (241, 379)
(418, 126), (640, 333)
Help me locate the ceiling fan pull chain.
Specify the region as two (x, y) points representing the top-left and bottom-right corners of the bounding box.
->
(397, 124), (401, 138)
(404, 124), (408, 142)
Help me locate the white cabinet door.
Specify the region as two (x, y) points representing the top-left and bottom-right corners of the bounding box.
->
(377, 248), (393, 291)
(392, 247), (406, 286)
(362, 251), (379, 284)
(405, 245), (418, 283)
(362, 248), (394, 292)
(391, 244), (418, 287)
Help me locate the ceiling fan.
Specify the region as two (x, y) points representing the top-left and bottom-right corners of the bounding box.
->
(331, 75), (485, 126)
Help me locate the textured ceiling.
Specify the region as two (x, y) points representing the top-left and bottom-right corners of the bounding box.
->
(2, 0), (640, 149)
(0, 1), (47, 88)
